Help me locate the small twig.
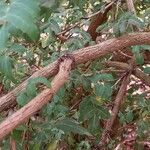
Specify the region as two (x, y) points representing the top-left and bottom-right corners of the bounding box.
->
(57, 22), (80, 36)
(100, 69), (125, 73)
(88, 0), (117, 19)
(118, 50), (133, 59)
(113, 71), (127, 88)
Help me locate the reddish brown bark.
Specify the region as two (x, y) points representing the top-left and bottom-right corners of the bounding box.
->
(0, 32), (150, 112)
(0, 57), (73, 140)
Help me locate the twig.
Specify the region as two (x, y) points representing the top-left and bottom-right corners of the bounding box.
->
(57, 22), (80, 36)
(88, 0), (117, 19)
(0, 55), (74, 140)
(118, 50), (133, 59)
(100, 69), (125, 73)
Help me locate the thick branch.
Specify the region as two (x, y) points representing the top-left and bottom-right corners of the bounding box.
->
(0, 57), (73, 140)
(98, 72), (131, 149)
(0, 32), (150, 112)
(105, 61), (150, 87)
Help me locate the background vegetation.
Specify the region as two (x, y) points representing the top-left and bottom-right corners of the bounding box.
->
(0, 0), (150, 149)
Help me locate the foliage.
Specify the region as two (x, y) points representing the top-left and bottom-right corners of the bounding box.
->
(17, 77), (51, 106)
(0, 0), (150, 149)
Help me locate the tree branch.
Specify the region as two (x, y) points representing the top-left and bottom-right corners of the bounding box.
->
(0, 32), (150, 112)
(105, 61), (150, 87)
(126, 0), (136, 15)
(97, 72), (131, 149)
(0, 56), (73, 140)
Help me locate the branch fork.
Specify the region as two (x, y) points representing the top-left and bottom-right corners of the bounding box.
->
(0, 55), (74, 140)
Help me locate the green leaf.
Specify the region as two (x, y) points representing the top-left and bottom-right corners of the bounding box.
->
(88, 115), (99, 132)
(55, 118), (92, 136)
(9, 43), (27, 55)
(17, 92), (29, 106)
(0, 26), (9, 50)
(56, 86), (66, 98)
(66, 37), (84, 51)
(79, 96), (110, 121)
(47, 140), (58, 150)
(95, 83), (112, 100)
(113, 23), (120, 37)
(96, 22), (110, 32)
(11, 129), (23, 141)
(32, 144), (40, 150)
(132, 46), (144, 65)
(119, 20), (127, 33)
(126, 111), (134, 123)
(7, 13), (38, 41)
(128, 18), (144, 29)
(0, 2), (7, 17)
(137, 121), (149, 136)
(134, 52), (144, 65)
(40, 0), (58, 9)
(90, 73), (114, 82)
(26, 77), (51, 98)
(41, 28), (57, 47)
(16, 0), (39, 19)
(17, 77), (51, 106)
(132, 45), (140, 53)
(79, 97), (95, 121)
(118, 112), (126, 124)
(97, 105), (110, 119)
(82, 76), (91, 91)
(49, 19), (61, 34)
(4, 0), (40, 41)
(28, 77), (51, 87)
(112, 12), (144, 36)
(71, 28), (91, 44)
(144, 67), (150, 74)
(140, 45), (150, 50)
(0, 55), (15, 81)
(26, 82), (37, 98)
